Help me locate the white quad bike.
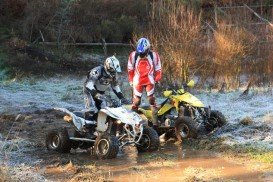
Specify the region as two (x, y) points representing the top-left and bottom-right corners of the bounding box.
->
(45, 99), (159, 159)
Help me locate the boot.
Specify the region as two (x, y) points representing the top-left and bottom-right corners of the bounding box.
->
(151, 106), (159, 126)
(131, 105), (141, 114)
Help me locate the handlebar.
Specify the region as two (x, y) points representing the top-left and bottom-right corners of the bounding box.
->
(102, 96), (122, 108)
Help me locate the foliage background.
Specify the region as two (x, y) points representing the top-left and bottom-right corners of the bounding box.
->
(0, 0), (273, 89)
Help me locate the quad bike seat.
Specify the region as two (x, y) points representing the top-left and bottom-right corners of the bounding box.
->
(73, 111), (95, 121)
(73, 111), (85, 118)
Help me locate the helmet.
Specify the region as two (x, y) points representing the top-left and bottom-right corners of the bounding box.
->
(104, 55), (121, 77)
(136, 38), (151, 58)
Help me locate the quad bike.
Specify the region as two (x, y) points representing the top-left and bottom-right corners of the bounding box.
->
(45, 98), (159, 159)
(138, 80), (227, 142)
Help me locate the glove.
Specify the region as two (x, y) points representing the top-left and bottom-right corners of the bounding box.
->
(95, 93), (105, 101)
(129, 82), (133, 87)
(121, 98), (131, 105)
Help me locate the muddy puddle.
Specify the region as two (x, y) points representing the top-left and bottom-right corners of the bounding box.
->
(38, 143), (265, 182)
(95, 144), (263, 181)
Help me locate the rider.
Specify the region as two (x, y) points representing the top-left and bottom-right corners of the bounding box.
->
(127, 37), (162, 127)
(84, 55), (128, 118)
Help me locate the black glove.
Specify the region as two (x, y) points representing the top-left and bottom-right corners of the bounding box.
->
(95, 93), (105, 101)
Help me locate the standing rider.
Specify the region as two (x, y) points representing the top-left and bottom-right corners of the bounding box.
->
(127, 38), (162, 127)
(84, 55), (128, 118)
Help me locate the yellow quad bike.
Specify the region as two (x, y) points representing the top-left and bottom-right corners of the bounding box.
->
(138, 80), (227, 141)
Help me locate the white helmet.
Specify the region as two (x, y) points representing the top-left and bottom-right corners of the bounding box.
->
(104, 55), (121, 77)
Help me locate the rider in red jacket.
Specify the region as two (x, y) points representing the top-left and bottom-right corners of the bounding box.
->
(128, 38), (162, 126)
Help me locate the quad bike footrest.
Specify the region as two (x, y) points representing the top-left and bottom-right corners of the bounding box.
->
(69, 137), (95, 142)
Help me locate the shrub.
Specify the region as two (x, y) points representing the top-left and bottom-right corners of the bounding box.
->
(100, 20), (122, 42)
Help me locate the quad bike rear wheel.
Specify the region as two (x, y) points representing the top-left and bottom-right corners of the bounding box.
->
(94, 134), (119, 159)
(175, 116), (198, 142)
(46, 128), (71, 153)
(136, 127), (159, 153)
(205, 110), (227, 133)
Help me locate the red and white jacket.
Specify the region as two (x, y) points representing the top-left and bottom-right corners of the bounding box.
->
(127, 51), (162, 86)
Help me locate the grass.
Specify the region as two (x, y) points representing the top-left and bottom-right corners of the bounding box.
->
(230, 144), (273, 164)
(0, 46), (9, 81)
(0, 167), (12, 182)
(0, 40), (131, 79)
(184, 137), (273, 164)
(0, 26), (15, 80)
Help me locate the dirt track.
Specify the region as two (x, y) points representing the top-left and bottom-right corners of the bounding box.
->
(0, 111), (272, 182)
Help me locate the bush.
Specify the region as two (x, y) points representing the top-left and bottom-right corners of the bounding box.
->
(116, 15), (137, 42)
(100, 20), (122, 42)
(2, 47), (96, 78)
(146, 0), (203, 85)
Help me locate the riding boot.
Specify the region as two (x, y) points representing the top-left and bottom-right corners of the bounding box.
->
(151, 106), (159, 127)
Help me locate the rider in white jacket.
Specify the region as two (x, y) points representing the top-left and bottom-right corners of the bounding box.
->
(84, 56), (128, 116)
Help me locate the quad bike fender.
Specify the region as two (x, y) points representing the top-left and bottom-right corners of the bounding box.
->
(54, 108), (96, 131)
(97, 111), (109, 132)
(174, 93), (204, 107)
(138, 108), (153, 121)
(97, 107), (143, 132)
(138, 104), (175, 119)
(158, 103), (175, 116)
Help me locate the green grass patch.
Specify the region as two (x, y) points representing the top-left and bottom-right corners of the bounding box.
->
(231, 144), (273, 164)
(183, 137), (273, 164)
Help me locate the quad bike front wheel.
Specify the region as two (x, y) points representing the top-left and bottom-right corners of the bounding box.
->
(46, 128), (71, 153)
(94, 134), (119, 159)
(205, 110), (227, 133)
(175, 116), (198, 142)
(136, 127), (159, 153)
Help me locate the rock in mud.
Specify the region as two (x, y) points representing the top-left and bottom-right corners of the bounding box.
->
(240, 116), (254, 126)
(15, 114), (25, 121)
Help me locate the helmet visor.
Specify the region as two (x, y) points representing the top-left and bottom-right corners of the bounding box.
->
(108, 67), (116, 74)
(139, 49), (149, 58)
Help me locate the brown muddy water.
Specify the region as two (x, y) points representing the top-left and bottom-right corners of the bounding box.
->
(98, 144), (263, 182)
(40, 143), (265, 182)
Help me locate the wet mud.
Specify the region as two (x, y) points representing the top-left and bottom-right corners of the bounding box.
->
(0, 112), (271, 182)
